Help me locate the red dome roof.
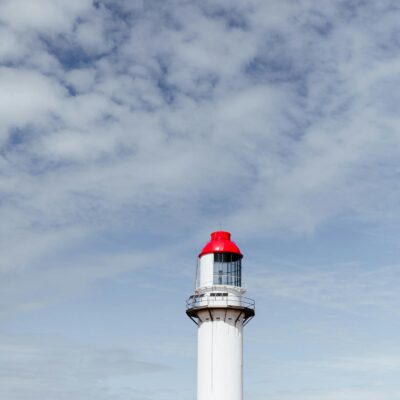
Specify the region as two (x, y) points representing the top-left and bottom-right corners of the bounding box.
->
(199, 231), (242, 257)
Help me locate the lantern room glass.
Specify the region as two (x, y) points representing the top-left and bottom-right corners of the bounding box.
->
(213, 252), (242, 287)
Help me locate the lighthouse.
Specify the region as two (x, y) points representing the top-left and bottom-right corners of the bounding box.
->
(186, 231), (255, 400)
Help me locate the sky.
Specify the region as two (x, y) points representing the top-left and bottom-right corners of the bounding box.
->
(1, 0), (400, 399)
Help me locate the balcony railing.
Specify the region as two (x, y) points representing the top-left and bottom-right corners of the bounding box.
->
(186, 293), (255, 311)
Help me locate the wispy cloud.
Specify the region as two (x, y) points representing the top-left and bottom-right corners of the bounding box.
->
(250, 262), (400, 315)
(247, 352), (400, 400)
(0, 239), (175, 318)
(0, 333), (167, 400)
(1, 0), (400, 251)
(262, 388), (400, 400)
(1, 1), (400, 398)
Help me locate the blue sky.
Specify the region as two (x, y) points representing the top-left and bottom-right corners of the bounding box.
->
(1, 0), (400, 399)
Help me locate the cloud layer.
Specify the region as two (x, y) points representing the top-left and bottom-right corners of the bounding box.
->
(2, 1), (400, 246)
(1, 1), (400, 399)
(0, 333), (167, 400)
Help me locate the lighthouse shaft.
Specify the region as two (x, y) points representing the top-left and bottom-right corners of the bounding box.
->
(197, 308), (244, 400)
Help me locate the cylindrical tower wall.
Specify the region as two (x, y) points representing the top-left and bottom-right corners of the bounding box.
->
(197, 254), (214, 288)
(197, 309), (244, 400)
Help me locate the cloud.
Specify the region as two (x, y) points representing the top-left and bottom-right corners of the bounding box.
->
(1, 0), (399, 241)
(0, 0), (398, 326)
(326, 354), (400, 372)
(0, 0), (92, 33)
(0, 67), (65, 143)
(0, 333), (167, 400)
(0, 233), (175, 318)
(247, 352), (400, 400)
(1, 1), (400, 399)
(263, 388), (400, 400)
(0, 0), (399, 342)
(250, 262), (400, 315)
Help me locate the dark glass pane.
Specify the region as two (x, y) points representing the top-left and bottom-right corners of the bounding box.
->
(213, 252), (242, 287)
(214, 253), (241, 262)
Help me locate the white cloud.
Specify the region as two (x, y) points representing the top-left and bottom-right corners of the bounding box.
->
(1, 0), (400, 307)
(65, 68), (97, 93)
(0, 67), (65, 142)
(0, 230), (175, 318)
(0, 0), (92, 33)
(250, 262), (400, 315)
(247, 352), (400, 400)
(0, 333), (167, 400)
(0, 26), (22, 60)
(1, 2), (400, 397)
(263, 388), (400, 400)
(327, 354), (400, 372)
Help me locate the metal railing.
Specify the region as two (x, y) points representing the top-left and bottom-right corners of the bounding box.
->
(186, 293), (255, 311)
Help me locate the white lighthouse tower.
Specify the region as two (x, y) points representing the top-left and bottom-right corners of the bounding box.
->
(186, 231), (255, 400)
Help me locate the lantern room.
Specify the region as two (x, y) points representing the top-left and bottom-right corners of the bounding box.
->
(196, 231), (243, 289)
